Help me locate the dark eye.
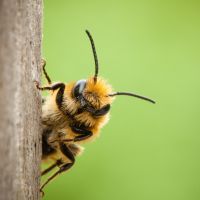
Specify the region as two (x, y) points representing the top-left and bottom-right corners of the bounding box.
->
(73, 79), (86, 98)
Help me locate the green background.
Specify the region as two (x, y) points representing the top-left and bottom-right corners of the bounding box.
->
(42, 1), (200, 200)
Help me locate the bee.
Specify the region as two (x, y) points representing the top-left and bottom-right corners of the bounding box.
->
(35, 30), (155, 193)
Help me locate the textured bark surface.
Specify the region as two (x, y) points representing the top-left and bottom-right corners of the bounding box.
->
(0, 0), (42, 199)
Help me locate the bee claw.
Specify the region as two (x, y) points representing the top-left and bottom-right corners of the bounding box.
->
(41, 58), (46, 67)
(40, 188), (45, 197)
(34, 80), (40, 88)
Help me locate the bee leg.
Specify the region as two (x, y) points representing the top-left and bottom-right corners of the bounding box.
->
(40, 143), (75, 192)
(71, 126), (93, 142)
(41, 59), (52, 85)
(41, 159), (63, 176)
(34, 81), (65, 91)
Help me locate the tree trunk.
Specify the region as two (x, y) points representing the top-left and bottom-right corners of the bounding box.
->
(0, 0), (42, 199)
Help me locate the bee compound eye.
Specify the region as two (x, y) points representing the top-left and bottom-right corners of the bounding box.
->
(73, 79), (87, 98)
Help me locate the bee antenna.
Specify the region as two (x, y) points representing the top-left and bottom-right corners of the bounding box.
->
(85, 30), (99, 83)
(108, 92), (156, 104)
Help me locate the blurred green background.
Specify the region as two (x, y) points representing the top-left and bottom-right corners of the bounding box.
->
(42, 0), (200, 200)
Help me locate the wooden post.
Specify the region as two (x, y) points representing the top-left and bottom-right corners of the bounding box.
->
(0, 0), (42, 199)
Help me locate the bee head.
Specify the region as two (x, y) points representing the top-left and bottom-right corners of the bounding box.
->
(69, 30), (155, 117)
(72, 77), (114, 117)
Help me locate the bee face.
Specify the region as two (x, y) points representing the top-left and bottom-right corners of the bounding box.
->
(71, 77), (114, 117)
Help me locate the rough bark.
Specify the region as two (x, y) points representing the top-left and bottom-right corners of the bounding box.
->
(0, 0), (42, 199)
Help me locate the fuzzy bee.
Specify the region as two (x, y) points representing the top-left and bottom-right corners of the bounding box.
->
(35, 30), (155, 193)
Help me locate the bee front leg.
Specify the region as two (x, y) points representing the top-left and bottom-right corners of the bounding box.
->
(34, 81), (65, 91)
(40, 143), (75, 193)
(60, 126), (92, 142)
(41, 59), (52, 85)
(71, 126), (93, 142)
